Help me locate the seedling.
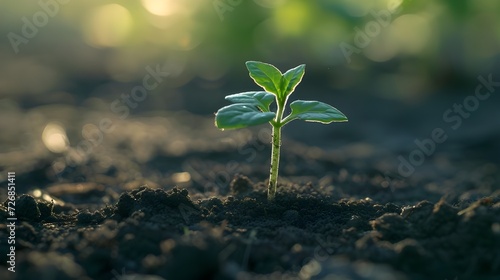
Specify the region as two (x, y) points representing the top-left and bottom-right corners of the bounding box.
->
(215, 61), (348, 200)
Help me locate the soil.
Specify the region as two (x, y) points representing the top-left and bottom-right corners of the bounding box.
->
(0, 95), (499, 280)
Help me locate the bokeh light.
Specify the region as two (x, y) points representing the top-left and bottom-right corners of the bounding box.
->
(83, 4), (132, 48)
(42, 122), (69, 153)
(141, 0), (178, 16)
(391, 14), (432, 55)
(274, 1), (311, 36)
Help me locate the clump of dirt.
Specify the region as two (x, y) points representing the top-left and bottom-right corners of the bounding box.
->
(13, 195), (40, 221)
(116, 186), (195, 219)
(230, 175), (254, 197)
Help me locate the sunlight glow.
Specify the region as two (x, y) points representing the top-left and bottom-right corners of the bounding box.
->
(141, 0), (177, 16)
(84, 4), (132, 48)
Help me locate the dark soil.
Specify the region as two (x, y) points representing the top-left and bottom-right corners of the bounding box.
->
(0, 98), (499, 280)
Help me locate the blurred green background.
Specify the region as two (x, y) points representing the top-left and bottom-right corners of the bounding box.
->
(1, 0), (500, 112)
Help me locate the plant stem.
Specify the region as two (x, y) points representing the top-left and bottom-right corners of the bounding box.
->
(268, 99), (285, 201)
(268, 124), (281, 200)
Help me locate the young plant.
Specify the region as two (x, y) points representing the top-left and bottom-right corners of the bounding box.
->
(215, 61), (348, 200)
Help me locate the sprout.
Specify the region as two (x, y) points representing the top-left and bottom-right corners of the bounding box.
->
(215, 61), (348, 200)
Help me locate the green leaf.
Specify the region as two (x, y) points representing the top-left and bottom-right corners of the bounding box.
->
(225, 91), (275, 112)
(281, 64), (305, 98)
(287, 100), (348, 124)
(215, 104), (275, 130)
(246, 61), (283, 96)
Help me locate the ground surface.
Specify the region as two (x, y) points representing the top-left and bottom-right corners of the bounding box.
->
(0, 95), (499, 280)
